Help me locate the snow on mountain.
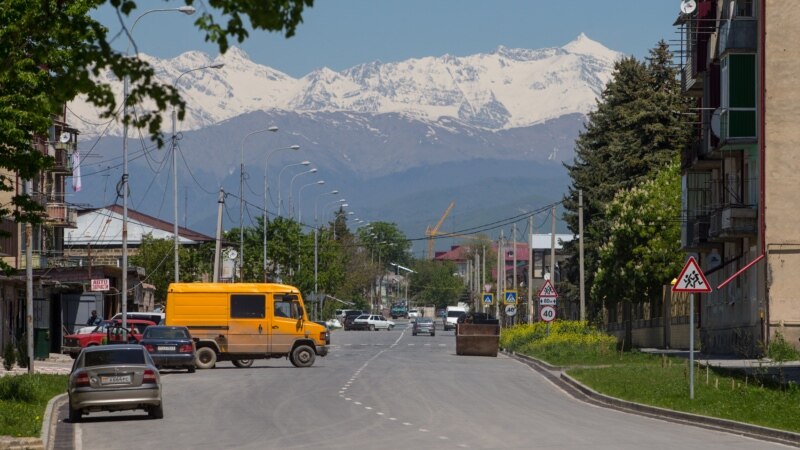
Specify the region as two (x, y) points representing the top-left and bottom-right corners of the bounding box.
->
(67, 34), (621, 137)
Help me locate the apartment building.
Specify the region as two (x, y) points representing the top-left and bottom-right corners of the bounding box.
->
(677, 0), (799, 354)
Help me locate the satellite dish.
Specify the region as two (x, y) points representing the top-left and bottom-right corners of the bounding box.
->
(59, 131), (71, 143)
(680, 0), (697, 14)
(710, 108), (723, 138)
(227, 249), (238, 260)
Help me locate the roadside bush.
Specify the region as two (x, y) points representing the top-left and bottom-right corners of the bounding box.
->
(3, 342), (16, 371)
(0, 374), (68, 437)
(500, 320), (617, 365)
(766, 332), (800, 362)
(0, 376), (39, 403)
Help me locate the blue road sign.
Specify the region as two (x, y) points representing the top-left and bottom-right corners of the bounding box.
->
(504, 290), (517, 304)
(483, 293), (493, 304)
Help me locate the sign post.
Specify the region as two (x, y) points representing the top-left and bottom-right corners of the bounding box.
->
(672, 256), (711, 400)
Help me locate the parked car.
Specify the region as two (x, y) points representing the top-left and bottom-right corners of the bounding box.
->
(139, 326), (196, 373)
(408, 309), (419, 319)
(111, 312), (165, 325)
(343, 311), (367, 330)
(325, 318), (342, 329)
(62, 319), (157, 358)
(412, 317), (435, 336)
(68, 344), (163, 422)
(353, 314), (395, 331)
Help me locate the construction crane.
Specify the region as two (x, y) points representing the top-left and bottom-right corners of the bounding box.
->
(425, 201), (455, 259)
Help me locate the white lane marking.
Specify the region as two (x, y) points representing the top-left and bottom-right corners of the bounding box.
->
(74, 421), (83, 450)
(403, 422), (412, 426)
(354, 401), (362, 405)
(389, 418), (397, 421)
(365, 406), (372, 410)
(419, 428), (429, 432)
(376, 412), (384, 416)
(438, 344), (446, 347)
(458, 444), (470, 448)
(438, 436), (449, 440)
(345, 397), (351, 401)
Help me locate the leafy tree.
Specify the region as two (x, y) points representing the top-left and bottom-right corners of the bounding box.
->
(130, 234), (197, 302)
(0, 0), (313, 263)
(592, 161), (683, 309)
(561, 41), (692, 317)
(409, 260), (465, 309)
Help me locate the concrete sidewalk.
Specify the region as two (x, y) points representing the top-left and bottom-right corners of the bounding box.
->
(1, 353), (73, 377)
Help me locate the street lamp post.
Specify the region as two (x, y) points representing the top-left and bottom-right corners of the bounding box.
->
(297, 180), (325, 223)
(122, 5), (195, 331)
(277, 161), (310, 216)
(172, 63), (224, 284)
(239, 125), (279, 281)
(313, 190), (339, 303)
(289, 168), (318, 219)
(262, 145), (300, 282)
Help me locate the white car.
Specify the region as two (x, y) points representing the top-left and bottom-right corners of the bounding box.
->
(408, 309), (419, 319)
(353, 314), (395, 331)
(325, 318), (342, 329)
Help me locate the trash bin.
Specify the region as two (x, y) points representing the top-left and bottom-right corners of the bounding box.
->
(34, 328), (50, 359)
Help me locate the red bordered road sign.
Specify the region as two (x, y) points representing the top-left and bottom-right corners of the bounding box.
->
(672, 256), (712, 293)
(537, 280), (558, 298)
(540, 305), (556, 322)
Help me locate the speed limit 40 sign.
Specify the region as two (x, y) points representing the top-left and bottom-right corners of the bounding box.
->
(540, 305), (556, 322)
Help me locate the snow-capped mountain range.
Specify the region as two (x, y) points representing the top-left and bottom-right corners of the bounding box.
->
(68, 33), (622, 137)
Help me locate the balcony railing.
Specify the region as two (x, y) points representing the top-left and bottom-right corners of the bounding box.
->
(709, 206), (757, 239)
(17, 251), (82, 269)
(45, 203), (78, 228)
(51, 146), (73, 174)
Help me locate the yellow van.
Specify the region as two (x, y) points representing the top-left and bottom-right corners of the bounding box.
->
(165, 283), (328, 369)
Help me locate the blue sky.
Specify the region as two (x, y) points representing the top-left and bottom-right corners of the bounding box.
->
(97, 0), (684, 77)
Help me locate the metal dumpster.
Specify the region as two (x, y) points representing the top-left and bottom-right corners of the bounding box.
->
(455, 321), (500, 357)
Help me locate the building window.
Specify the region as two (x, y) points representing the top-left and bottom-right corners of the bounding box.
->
(721, 54), (756, 139)
(735, 0), (754, 17)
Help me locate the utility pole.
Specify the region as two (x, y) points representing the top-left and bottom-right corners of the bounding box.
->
(212, 188), (224, 282)
(550, 206), (557, 319)
(528, 215), (533, 325)
(25, 180), (33, 374)
(579, 190), (586, 322)
(512, 224), (517, 290)
(474, 251), (480, 312)
(495, 233), (502, 319)
(482, 245), (486, 313)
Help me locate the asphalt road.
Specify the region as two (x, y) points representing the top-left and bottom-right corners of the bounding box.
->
(69, 320), (787, 449)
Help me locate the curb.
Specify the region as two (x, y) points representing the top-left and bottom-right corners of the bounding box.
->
(502, 350), (800, 447)
(41, 394), (67, 450)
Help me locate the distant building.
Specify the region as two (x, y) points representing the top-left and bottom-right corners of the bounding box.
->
(676, 0), (798, 354)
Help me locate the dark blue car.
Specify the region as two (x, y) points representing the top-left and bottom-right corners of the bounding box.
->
(139, 326), (196, 373)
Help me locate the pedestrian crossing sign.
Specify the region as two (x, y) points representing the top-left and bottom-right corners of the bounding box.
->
(503, 290), (517, 304)
(483, 293), (493, 305)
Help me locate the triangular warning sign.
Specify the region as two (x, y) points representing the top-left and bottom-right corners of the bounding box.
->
(537, 280), (558, 298)
(672, 256), (712, 293)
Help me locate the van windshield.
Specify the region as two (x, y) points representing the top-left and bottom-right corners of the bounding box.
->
(447, 311), (465, 318)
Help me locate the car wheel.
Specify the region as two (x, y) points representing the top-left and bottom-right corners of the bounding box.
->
(290, 345), (316, 368)
(369, 325), (375, 331)
(232, 359), (254, 368)
(68, 403), (82, 423)
(149, 402), (164, 419)
(195, 347), (217, 370)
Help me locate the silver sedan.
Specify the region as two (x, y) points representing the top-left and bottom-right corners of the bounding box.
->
(68, 344), (163, 422)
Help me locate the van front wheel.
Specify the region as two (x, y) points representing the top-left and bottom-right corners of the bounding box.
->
(195, 347), (217, 370)
(232, 359), (254, 368)
(290, 345), (315, 368)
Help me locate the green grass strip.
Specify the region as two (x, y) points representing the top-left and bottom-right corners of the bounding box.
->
(0, 374), (68, 437)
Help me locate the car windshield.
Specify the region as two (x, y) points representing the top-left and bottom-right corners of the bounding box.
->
(143, 327), (189, 339)
(84, 348), (146, 367)
(417, 318), (433, 324)
(447, 311), (464, 318)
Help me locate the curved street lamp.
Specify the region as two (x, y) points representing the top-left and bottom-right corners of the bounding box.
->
(297, 180), (325, 223)
(238, 125), (279, 280)
(171, 63), (224, 284)
(120, 5), (195, 332)
(289, 168), (318, 219)
(262, 145), (301, 281)
(277, 161), (311, 216)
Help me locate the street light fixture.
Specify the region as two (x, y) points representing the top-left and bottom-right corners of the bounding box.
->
(297, 180), (325, 223)
(277, 161), (311, 215)
(121, 6), (195, 331)
(239, 125), (279, 281)
(262, 145), (300, 281)
(171, 63), (224, 284)
(289, 168), (318, 219)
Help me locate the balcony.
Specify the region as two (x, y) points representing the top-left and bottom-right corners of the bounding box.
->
(683, 217), (720, 252)
(45, 203), (78, 228)
(709, 206), (757, 239)
(51, 146), (73, 174)
(17, 251), (82, 269)
(681, 56), (704, 96)
(718, 19), (757, 56)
